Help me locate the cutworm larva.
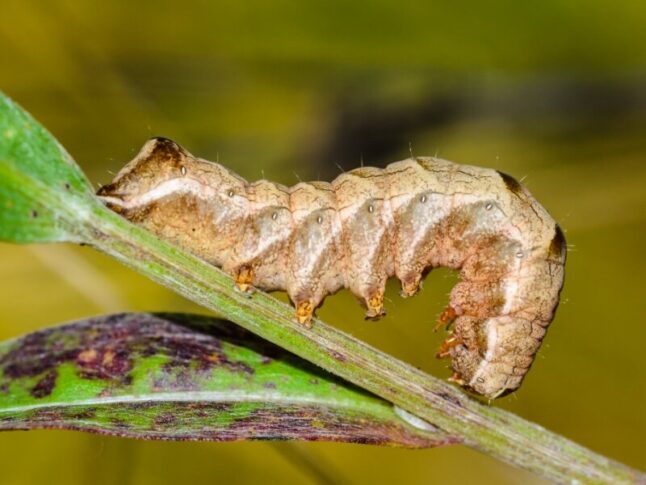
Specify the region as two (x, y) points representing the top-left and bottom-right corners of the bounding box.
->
(97, 137), (566, 399)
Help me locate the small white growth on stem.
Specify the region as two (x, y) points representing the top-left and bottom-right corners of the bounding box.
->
(393, 405), (439, 432)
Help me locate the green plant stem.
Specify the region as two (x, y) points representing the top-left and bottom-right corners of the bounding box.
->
(74, 201), (641, 484)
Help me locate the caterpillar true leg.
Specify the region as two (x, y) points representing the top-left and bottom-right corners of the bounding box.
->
(434, 306), (458, 332)
(436, 335), (464, 359)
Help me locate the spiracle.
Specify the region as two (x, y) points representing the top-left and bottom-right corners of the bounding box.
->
(97, 137), (566, 399)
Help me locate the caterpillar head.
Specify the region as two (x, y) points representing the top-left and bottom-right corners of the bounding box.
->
(97, 137), (190, 207)
(97, 137), (248, 216)
(96, 137), (250, 266)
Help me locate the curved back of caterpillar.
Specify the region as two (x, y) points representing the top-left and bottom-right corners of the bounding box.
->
(98, 137), (566, 399)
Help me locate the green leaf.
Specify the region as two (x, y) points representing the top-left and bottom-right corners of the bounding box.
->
(0, 313), (450, 446)
(0, 92), (95, 243)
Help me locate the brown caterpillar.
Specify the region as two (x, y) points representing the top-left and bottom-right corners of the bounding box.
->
(97, 137), (566, 399)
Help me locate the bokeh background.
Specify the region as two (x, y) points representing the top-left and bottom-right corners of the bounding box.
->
(1, 1), (645, 483)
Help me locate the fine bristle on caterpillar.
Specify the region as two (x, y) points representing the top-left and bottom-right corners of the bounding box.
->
(97, 137), (566, 399)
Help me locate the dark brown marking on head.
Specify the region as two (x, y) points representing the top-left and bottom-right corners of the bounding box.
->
(548, 224), (567, 261)
(127, 137), (188, 180)
(147, 137), (187, 164)
(496, 171), (523, 197)
(96, 182), (117, 197)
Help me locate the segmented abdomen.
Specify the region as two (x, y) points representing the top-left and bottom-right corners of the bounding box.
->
(97, 138), (566, 399)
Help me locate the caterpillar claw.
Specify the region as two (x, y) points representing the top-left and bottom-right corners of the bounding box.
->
(434, 306), (457, 332)
(295, 301), (314, 328)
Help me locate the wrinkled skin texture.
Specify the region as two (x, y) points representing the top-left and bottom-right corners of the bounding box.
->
(98, 138), (566, 399)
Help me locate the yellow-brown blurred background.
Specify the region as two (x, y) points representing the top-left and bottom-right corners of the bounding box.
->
(1, 1), (645, 483)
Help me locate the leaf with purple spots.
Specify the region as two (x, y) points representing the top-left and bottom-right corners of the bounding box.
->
(0, 313), (453, 447)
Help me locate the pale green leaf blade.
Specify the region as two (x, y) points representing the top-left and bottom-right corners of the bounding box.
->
(0, 91), (95, 243)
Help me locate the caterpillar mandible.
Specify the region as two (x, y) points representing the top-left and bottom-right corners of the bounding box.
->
(97, 137), (566, 399)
